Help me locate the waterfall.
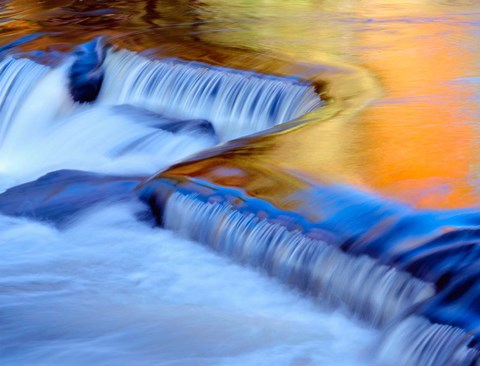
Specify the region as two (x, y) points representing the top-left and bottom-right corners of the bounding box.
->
(99, 49), (322, 141)
(0, 55), (217, 189)
(374, 316), (478, 366)
(0, 42), (322, 186)
(161, 192), (434, 327)
(0, 57), (49, 145)
(0, 44), (370, 366)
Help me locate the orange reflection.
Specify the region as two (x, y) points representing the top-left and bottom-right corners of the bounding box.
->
(352, 6), (480, 208)
(195, 0), (480, 209)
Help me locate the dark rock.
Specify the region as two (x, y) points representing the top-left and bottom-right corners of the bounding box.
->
(0, 170), (144, 226)
(68, 37), (108, 103)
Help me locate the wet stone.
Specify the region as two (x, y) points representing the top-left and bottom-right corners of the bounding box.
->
(0, 170), (144, 226)
(68, 37), (108, 103)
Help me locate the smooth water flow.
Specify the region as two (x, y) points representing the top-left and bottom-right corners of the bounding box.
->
(0, 55), (218, 189)
(162, 192), (434, 327)
(99, 50), (322, 141)
(0, 203), (374, 366)
(0, 47), (321, 188)
(2, 1), (480, 365)
(140, 175), (480, 366)
(0, 57), (48, 146)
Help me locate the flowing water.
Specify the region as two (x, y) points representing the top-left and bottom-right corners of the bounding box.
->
(0, 1), (479, 366)
(0, 44), (368, 366)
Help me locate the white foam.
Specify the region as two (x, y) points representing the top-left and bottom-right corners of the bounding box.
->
(0, 203), (374, 366)
(0, 57), (49, 146)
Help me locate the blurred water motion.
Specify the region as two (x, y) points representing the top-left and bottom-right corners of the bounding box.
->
(1, 1), (480, 366)
(0, 19), (365, 366)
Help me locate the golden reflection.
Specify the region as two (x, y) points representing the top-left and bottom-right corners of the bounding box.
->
(189, 0), (480, 209)
(1, 1), (479, 209)
(352, 9), (480, 208)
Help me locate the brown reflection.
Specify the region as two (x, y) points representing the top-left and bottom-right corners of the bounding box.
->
(156, 157), (316, 215)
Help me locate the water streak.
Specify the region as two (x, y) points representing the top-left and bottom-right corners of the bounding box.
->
(140, 176), (480, 366)
(3, 38), (479, 366)
(0, 57), (48, 145)
(0, 203), (374, 366)
(161, 192), (434, 327)
(375, 316), (478, 366)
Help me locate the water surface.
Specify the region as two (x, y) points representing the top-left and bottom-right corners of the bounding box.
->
(1, 1), (480, 365)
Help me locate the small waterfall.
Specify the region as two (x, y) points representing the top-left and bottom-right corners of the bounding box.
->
(147, 190), (434, 327)
(0, 57), (49, 145)
(374, 316), (479, 366)
(99, 50), (322, 140)
(0, 54), (217, 189)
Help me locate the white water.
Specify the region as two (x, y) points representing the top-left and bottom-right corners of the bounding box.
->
(0, 203), (374, 366)
(0, 57), (48, 146)
(159, 192), (480, 366)
(0, 55), (373, 365)
(0, 58), (216, 191)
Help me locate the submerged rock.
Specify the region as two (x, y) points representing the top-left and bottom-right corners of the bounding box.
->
(160, 119), (216, 135)
(0, 170), (143, 225)
(111, 105), (217, 138)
